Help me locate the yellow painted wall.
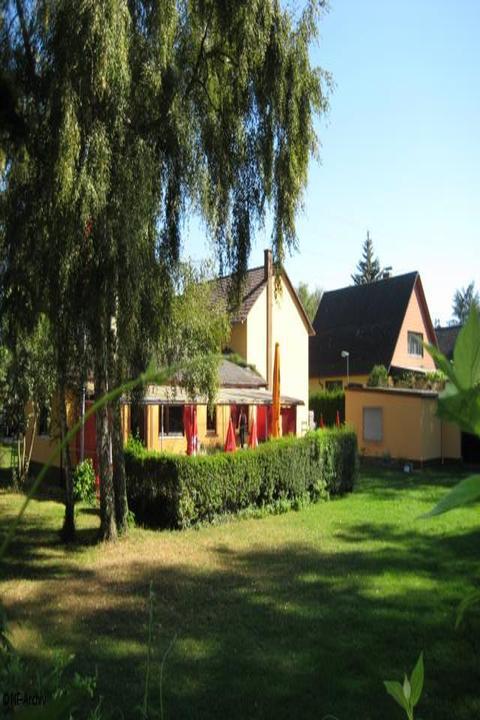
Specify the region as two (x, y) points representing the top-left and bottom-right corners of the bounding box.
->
(245, 285), (268, 380)
(345, 388), (461, 461)
(271, 276), (310, 434)
(229, 322), (247, 360)
(145, 403), (234, 454)
(309, 375), (369, 392)
(391, 282), (436, 371)
(29, 395), (77, 468)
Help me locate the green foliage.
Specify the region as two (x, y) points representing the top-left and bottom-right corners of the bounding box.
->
(73, 459), (96, 505)
(351, 230), (390, 285)
(125, 428), (358, 528)
(154, 262), (231, 407)
(452, 281), (480, 325)
(296, 282), (322, 322)
(384, 652), (424, 720)
(367, 364), (389, 387)
(309, 390), (345, 426)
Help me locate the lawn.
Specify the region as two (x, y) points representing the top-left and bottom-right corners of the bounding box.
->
(1, 466), (480, 719)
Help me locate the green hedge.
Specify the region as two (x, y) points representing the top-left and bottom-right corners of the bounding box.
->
(125, 428), (358, 529)
(309, 390), (345, 426)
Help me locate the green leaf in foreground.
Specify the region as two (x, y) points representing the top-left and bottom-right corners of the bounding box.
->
(384, 680), (410, 714)
(409, 652), (424, 707)
(421, 475), (480, 517)
(452, 307), (480, 389)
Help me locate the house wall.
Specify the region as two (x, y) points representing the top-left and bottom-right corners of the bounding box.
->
(29, 395), (77, 469)
(271, 277), (310, 435)
(229, 322), (247, 360)
(309, 375), (369, 392)
(144, 403), (234, 454)
(246, 285), (268, 380)
(391, 281), (436, 371)
(345, 387), (461, 462)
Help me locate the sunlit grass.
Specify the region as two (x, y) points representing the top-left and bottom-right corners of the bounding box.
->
(1, 465), (479, 719)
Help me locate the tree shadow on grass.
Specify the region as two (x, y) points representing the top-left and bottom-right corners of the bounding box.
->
(1, 511), (480, 720)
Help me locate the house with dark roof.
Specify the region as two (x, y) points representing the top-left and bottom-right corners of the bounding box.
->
(435, 324), (461, 360)
(309, 272), (438, 391)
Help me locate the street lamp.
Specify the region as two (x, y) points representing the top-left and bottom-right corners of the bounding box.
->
(341, 350), (350, 386)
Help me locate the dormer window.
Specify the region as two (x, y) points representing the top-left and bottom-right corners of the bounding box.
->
(408, 331), (424, 357)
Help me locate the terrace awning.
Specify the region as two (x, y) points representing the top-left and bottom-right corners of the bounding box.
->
(135, 384), (304, 407)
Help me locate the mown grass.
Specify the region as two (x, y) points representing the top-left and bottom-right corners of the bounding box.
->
(1, 465), (480, 719)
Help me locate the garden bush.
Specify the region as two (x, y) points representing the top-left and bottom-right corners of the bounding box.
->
(125, 428), (358, 528)
(309, 390), (345, 426)
(367, 364), (389, 387)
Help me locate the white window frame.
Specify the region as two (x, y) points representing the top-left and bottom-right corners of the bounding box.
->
(407, 331), (424, 357)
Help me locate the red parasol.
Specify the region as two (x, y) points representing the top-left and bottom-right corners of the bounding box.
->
(224, 418), (237, 452)
(336, 410), (341, 428)
(319, 413), (325, 429)
(248, 417), (258, 449)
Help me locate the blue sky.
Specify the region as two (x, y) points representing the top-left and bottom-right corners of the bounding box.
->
(182, 0), (480, 325)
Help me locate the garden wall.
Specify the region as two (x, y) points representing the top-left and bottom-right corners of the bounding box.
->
(125, 428), (358, 528)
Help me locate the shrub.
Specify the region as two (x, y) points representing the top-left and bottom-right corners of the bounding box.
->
(309, 390), (345, 426)
(125, 428), (358, 529)
(367, 364), (389, 387)
(73, 458), (96, 505)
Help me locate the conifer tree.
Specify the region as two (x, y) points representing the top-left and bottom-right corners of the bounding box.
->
(351, 231), (390, 285)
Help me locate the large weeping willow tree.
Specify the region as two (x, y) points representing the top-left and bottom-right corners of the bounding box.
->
(0, 0), (330, 541)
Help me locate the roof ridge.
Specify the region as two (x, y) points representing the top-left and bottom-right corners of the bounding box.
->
(322, 271), (418, 296)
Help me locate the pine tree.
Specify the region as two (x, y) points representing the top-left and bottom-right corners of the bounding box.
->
(351, 231), (383, 285)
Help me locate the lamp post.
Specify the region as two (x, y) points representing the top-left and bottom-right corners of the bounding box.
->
(341, 350), (350, 386)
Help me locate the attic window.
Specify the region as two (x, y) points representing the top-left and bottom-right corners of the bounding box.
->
(408, 331), (424, 357)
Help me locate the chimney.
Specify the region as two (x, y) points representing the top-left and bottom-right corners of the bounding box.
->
(264, 248), (273, 280)
(265, 249), (273, 388)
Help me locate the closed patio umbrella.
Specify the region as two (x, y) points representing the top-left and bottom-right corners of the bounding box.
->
(248, 417), (258, 449)
(183, 405), (192, 455)
(192, 408), (199, 455)
(224, 418), (237, 452)
(271, 342), (281, 438)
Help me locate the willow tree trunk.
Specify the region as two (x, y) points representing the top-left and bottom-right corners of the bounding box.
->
(112, 398), (128, 533)
(59, 381), (75, 542)
(95, 343), (117, 542)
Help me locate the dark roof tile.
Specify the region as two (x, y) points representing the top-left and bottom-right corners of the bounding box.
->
(309, 272), (419, 377)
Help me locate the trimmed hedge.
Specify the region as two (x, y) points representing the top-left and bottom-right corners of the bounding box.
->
(309, 390), (345, 426)
(125, 428), (358, 529)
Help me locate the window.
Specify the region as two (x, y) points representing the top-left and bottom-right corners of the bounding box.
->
(363, 407), (383, 442)
(326, 380), (343, 391)
(206, 406), (217, 434)
(408, 331), (424, 357)
(160, 405), (184, 436)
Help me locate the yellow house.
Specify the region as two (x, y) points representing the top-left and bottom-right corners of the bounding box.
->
(30, 250), (314, 465)
(309, 272), (438, 391)
(345, 385), (461, 463)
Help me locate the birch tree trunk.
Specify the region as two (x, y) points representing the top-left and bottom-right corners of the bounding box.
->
(112, 398), (128, 534)
(95, 340), (117, 542)
(59, 381), (75, 541)
(19, 409), (37, 485)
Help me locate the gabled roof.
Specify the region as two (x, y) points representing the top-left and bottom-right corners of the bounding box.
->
(309, 272), (427, 377)
(211, 266), (267, 323)
(435, 325), (461, 360)
(211, 265), (315, 335)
